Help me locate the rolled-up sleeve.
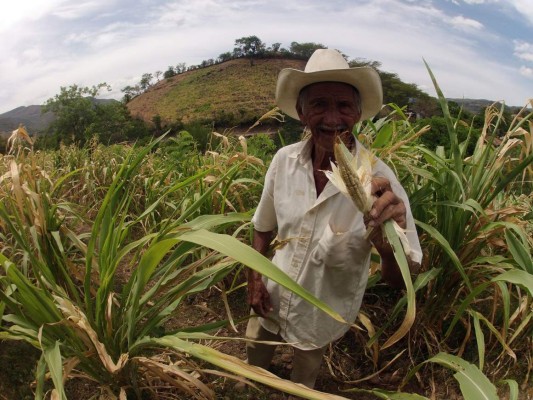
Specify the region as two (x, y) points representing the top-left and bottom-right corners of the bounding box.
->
(252, 152), (279, 232)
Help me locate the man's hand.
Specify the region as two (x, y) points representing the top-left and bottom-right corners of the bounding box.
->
(247, 229), (274, 316)
(368, 176), (407, 228)
(365, 176), (407, 248)
(247, 270), (272, 317)
(364, 176), (413, 288)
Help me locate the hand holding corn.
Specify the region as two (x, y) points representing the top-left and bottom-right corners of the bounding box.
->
(365, 176), (408, 252)
(324, 136), (411, 257)
(324, 136), (415, 285)
(325, 136), (417, 348)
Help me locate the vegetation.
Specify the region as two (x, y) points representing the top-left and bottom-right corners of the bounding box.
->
(1, 128), (347, 399)
(124, 36), (437, 132)
(126, 58), (303, 130)
(2, 71), (532, 398)
(1, 45), (532, 399)
(39, 83), (148, 149)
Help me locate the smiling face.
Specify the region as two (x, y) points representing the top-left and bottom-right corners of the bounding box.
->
(296, 82), (361, 153)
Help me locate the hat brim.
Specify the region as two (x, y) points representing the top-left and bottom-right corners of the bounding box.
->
(275, 67), (383, 121)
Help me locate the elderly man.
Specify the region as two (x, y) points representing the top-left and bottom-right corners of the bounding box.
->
(246, 49), (422, 389)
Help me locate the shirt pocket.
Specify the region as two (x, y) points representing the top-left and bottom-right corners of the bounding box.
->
(313, 223), (352, 268)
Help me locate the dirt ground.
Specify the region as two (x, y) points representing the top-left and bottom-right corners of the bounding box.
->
(0, 283), (531, 399)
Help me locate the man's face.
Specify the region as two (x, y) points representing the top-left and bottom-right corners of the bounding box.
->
(296, 82), (361, 152)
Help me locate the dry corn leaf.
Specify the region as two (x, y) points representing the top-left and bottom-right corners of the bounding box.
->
(54, 296), (128, 374)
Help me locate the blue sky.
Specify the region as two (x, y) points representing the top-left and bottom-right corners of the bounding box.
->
(1, 0), (531, 115)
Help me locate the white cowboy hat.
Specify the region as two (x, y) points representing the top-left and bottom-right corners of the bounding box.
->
(275, 48), (383, 121)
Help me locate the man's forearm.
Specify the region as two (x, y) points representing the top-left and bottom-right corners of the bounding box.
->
(247, 229), (274, 316)
(248, 229), (274, 280)
(252, 229), (273, 255)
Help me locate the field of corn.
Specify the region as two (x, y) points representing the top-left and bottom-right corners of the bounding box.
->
(0, 74), (532, 400)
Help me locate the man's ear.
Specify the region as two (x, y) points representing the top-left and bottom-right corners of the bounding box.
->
(296, 102), (306, 124)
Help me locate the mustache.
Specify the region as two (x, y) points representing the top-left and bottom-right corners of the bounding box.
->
(317, 124), (349, 133)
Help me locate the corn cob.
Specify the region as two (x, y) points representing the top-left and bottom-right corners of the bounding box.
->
(333, 136), (372, 215)
(325, 135), (412, 256)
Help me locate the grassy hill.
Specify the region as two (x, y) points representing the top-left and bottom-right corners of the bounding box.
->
(4, 57), (524, 140)
(126, 58), (305, 127)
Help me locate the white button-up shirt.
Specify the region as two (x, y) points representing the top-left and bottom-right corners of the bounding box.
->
(252, 139), (422, 350)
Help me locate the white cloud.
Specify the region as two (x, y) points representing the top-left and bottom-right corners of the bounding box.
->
(462, 0), (491, 4)
(64, 21), (141, 49)
(51, 0), (110, 19)
(449, 15), (484, 30)
(514, 40), (533, 62)
(0, 0), (68, 30)
(508, 0), (533, 24)
(519, 66), (533, 79)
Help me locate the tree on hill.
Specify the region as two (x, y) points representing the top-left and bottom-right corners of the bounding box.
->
(350, 58), (438, 115)
(233, 36), (266, 66)
(139, 73), (154, 91)
(269, 42), (282, 54)
(218, 52), (233, 62)
(163, 66), (176, 79)
(41, 83), (148, 148)
(42, 84), (109, 145)
(175, 63), (187, 74)
(289, 42), (327, 59)
(121, 85), (141, 103)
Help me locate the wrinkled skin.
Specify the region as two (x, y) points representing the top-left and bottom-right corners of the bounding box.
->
(248, 82), (416, 316)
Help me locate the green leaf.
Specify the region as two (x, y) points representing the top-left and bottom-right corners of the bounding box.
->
(504, 229), (533, 273)
(373, 123), (394, 148)
(178, 229), (345, 323)
(415, 220), (472, 290)
(426, 353), (498, 400)
(498, 379), (518, 400)
(181, 212), (252, 231)
(492, 270), (533, 297)
(495, 281), (511, 338)
(34, 354), (47, 400)
(42, 341), (67, 400)
(470, 311), (516, 361)
(381, 220), (416, 349)
(413, 268), (441, 291)
(126, 238), (180, 343)
(423, 60), (462, 176)
(471, 312), (485, 371)
(346, 388), (429, 399)
(143, 335), (349, 400)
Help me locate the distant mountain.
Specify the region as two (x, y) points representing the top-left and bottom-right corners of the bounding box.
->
(447, 98), (523, 115)
(0, 105), (55, 136)
(0, 98), (119, 137)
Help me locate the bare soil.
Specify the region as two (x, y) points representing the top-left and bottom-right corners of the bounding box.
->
(1, 283), (531, 399)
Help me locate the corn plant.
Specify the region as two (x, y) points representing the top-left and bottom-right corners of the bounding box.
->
(343, 65), (532, 398)
(0, 136), (352, 399)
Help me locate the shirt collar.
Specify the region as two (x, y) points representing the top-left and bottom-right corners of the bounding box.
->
(287, 139), (314, 165)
